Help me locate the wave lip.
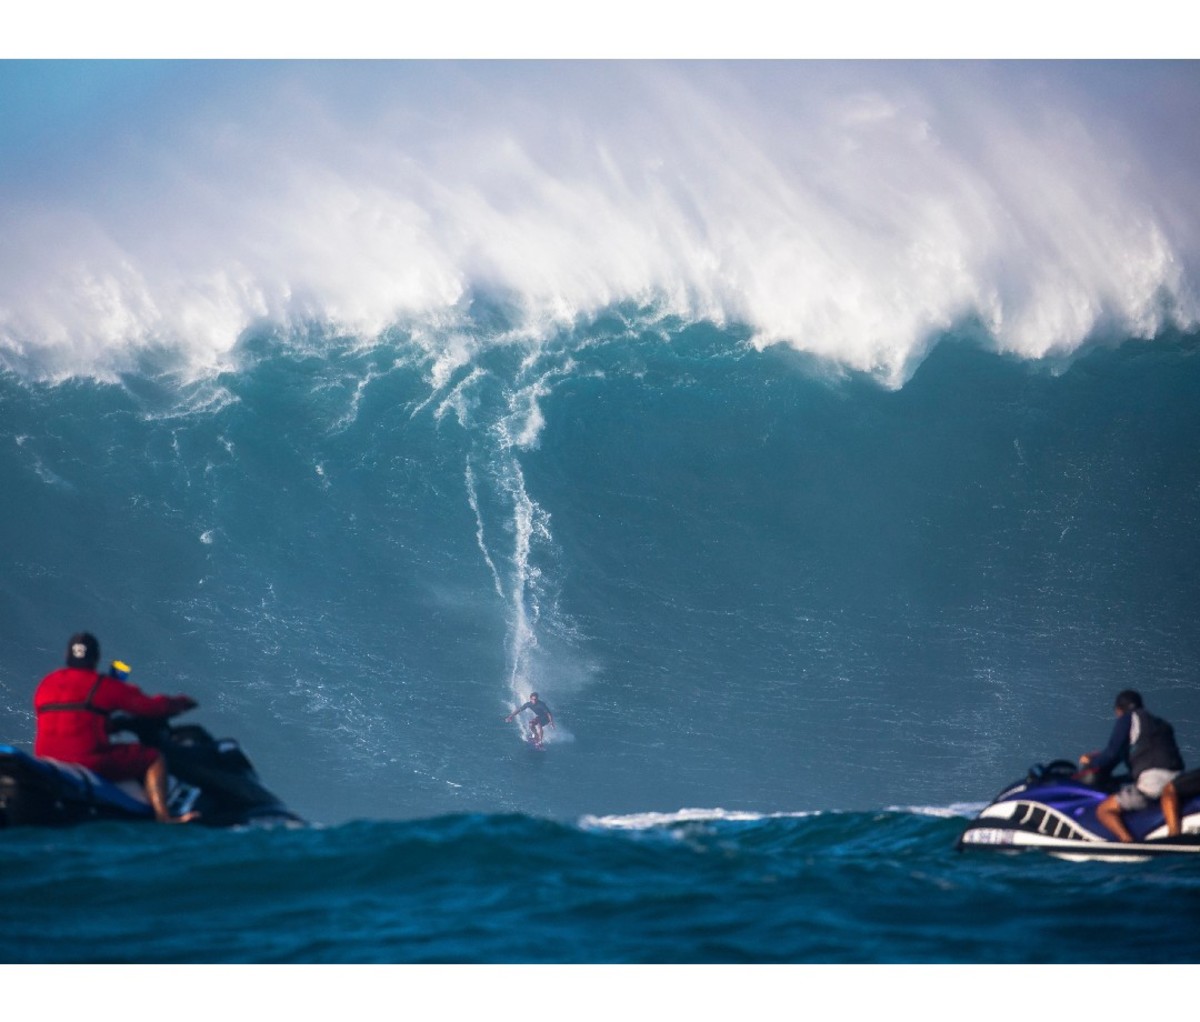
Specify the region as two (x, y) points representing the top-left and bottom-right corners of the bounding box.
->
(2, 62), (1198, 385)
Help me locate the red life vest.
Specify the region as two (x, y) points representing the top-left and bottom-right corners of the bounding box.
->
(34, 666), (190, 766)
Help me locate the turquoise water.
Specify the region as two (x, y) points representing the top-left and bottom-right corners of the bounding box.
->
(2, 63), (1199, 973)
(3, 808), (1200, 964)
(2, 326), (1199, 969)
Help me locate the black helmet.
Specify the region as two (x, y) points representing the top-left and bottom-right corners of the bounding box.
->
(66, 632), (100, 669)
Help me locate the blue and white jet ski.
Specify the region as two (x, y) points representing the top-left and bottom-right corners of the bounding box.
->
(0, 713), (301, 829)
(958, 759), (1200, 861)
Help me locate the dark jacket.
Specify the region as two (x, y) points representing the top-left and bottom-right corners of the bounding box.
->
(1091, 708), (1184, 779)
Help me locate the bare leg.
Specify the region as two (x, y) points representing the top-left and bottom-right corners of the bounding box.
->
(1162, 782), (1181, 837)
(145, 756), (199, 824)
(1095, 795), (1133, 843)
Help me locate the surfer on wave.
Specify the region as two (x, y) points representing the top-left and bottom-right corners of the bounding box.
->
(505, 692), (554, 748)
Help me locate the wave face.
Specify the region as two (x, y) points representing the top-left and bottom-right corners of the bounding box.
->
(2, 318), (1199, 824)
(1, 62), (1200, 834)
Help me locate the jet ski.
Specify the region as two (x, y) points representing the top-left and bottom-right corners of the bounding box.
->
(0, 713), (302, 829)
(958, 759), (1200, 861)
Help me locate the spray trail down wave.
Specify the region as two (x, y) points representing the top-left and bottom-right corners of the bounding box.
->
(432, 330), (578, 713)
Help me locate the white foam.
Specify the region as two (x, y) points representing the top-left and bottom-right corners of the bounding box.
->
(888, 802), (987, 818)
(580, 807), (822, 830)
(463, 461), (504, 600)
(1, 63), (1196, 385)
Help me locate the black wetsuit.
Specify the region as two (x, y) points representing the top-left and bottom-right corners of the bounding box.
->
(516, 699), (552, 725)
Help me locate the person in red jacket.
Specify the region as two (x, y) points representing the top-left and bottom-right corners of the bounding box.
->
(34, 632), (199, 823)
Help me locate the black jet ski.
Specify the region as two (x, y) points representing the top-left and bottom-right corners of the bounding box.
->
(957, 759), (1200, 860)
(0, 713), (301, 829)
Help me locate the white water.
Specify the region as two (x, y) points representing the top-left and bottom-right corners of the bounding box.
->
(2, 62), (1197, 385)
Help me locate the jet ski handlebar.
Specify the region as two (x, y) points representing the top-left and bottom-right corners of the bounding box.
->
(106, 711), (189, 743)
(1026, 757), (1128, 792)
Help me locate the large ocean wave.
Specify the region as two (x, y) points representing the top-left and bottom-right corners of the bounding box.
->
(2, 61), (1198, 385)
(2, 61), (1200, 834)
(4, 320), (1199, 826)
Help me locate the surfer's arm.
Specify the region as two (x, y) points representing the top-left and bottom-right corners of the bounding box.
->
(505, 702), (532, 721)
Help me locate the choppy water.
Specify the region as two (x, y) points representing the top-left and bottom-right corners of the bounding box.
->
(3, 807), (1199, 964)
(2, 62), (1199, 972)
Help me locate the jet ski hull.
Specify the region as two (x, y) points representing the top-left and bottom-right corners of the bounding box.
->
(0, 718), (301, 829)
(0, 745), (154, 827)
(958, 760), (1200, 861)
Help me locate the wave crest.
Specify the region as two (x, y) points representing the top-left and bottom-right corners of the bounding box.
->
(2, 62), (1197, 385)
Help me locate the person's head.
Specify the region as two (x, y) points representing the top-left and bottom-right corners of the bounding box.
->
(530, 692), (539, 702)
(1114, 689), (1143, 714)
(66, 632), (100, 670)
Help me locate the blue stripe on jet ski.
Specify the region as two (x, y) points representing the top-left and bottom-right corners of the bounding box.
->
(0, 746), (153, 816)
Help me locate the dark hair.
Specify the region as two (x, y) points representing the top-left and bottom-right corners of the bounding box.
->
(66, 632), (100, 669)
(1114, 689), (1143, 712)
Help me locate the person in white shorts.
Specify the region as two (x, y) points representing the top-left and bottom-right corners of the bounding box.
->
(1078, 689), (1183, 842)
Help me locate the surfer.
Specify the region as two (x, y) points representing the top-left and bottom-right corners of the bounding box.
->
(34, 632), (201, 823)
(505, 692), (554, 747)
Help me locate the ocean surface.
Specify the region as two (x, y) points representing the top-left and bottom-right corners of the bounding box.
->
(2, 61), (1200, 976)
(2, 807), (1200, 966)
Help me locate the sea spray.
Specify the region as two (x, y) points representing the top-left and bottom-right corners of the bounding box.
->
(2, 62), (1197, 385)
(2, 65), (1200, 971)
(430, 328), (585, 723)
